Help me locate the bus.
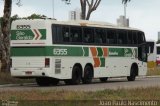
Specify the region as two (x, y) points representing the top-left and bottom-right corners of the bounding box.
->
(156, 44), (160, 65)
(146, 40), (157, 68)
(10, 19), (148, 86)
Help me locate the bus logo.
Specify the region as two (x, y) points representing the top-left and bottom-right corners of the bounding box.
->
(16, 31), (33, 40)
(53, 49), (68, 56)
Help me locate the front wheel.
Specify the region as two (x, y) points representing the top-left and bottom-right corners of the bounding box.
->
(127, 66), (136, 81)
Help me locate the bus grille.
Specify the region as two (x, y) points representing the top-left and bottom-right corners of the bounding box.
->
(55, 59), (61, 74)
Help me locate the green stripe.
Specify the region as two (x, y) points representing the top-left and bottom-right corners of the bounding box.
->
(83, 47), (89, 56)
(108, 48), (133, 57)
(11, 46), (134, 57)
(100, 58), (105, 67)
(39, 29), (46, 39)
(97, 47), (103, 57)
(11, 47), (45, 56)
(11, 46), (85, 57)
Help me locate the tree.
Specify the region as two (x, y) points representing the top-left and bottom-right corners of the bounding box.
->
(122, 0), (131, 4)
(80, 0), (101, 20)
(0, 0), (12, 71)
(63, 0), (101, 20)
(63, 0), (131, 20)
(0, 0), (21, 71)
(26, 14), (47, 19)
(11, 14), (19, 22)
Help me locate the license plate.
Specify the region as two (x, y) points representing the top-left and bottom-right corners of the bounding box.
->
(25, 71), (32, 75)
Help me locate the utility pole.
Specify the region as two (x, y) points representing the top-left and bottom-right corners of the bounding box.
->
(124, 3), (127, 18)
(52, 0), (54, 18)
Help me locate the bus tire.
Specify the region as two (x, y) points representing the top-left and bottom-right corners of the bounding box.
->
(100, 77), (108, 82)
(127, 65), (137, 81)
(36, 77), (51, 86)
(71, 66), (82, 85)
(82, 65), (93, 84)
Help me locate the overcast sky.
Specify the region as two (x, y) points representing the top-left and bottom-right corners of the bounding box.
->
(0, 0), (160, 41)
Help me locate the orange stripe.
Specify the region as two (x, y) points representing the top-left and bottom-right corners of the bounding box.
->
(103, 48), (108, 57)
(90, 47), (97, 57)
(93, 58), (100, 67)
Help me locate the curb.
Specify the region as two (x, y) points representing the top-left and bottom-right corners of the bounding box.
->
(137, 75), (160, 78)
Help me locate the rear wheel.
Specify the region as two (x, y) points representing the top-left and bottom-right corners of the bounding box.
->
(127, 66), (136, 81)
(100, 77), (108, 82)
(82, 65), (93, 84)
(65, 66), (82, 85)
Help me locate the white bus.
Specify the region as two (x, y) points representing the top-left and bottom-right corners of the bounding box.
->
(10, 19), (147, 86)
(156, 44), (160, 65)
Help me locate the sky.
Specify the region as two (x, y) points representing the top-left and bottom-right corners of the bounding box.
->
(0, 0), (160, 41)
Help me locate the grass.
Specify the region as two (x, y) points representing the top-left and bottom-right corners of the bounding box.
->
(0, 87), (160, 106)
(147, 67), (160, 76)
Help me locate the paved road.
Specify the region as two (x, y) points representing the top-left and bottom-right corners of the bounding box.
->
(0, 77), (160, 91)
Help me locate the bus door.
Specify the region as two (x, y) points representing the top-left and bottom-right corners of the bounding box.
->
(138, 44), (147, 74)
(138, 44), (147, 63)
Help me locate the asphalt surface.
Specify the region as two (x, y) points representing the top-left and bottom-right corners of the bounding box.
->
(0, 77), (160, 91)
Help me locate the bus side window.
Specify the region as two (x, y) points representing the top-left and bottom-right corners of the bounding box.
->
(117, 30), (127, 44)
(62, 26), (70, 42)
(95, 29), (106, 44)
(132, 32), (137, 44)
(70, 26), (82, 43)
(83, 28), (94, 43)
(128, 31), (133, 44)
(107, 29), (117, 44)
(52, 25), (62, 44)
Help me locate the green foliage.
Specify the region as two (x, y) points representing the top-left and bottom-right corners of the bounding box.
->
(122, 0), (131, 4)
(157, 40), (160, 44)
(26, 14), (47, 19)
(0, 13), (47, 24)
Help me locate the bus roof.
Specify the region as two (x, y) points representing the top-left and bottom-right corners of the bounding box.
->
(12, 19), (142, 32)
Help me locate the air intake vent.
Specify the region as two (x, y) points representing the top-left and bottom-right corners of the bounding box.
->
(55, 59), (61, 74)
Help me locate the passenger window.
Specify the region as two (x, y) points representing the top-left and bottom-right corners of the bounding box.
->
(52, 25), (62, 43)
(95, 29), (106, 44)
(70, 26), (82, 43)
(62, 26), (70, 42)
(83, 28), (94, 43)
(132, 32), (137, 44)
(117, 30), (127, 44)
(106, 29), (117, 44)
(128, 31), (133, 44)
